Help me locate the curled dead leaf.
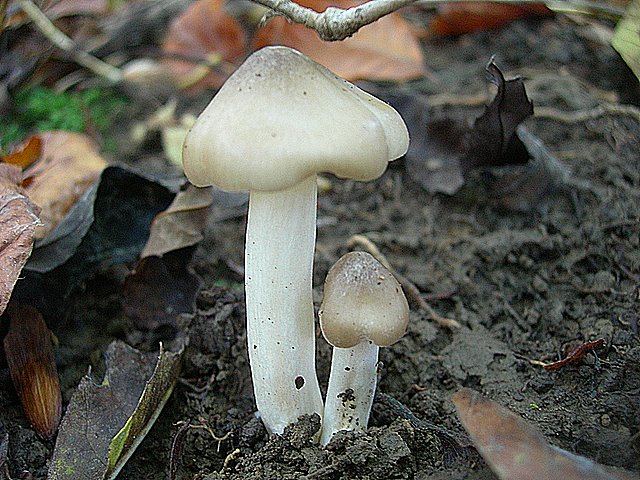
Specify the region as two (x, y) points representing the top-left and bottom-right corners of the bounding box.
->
(0, 163), (41, 316)
(429, 2), (552, 37)
(161, 0), (247, 92)
(3, 302), (61, 439)
(254, 0), (426, 82)
(453, 388), (636, 480)
(23, 131), (108, 239)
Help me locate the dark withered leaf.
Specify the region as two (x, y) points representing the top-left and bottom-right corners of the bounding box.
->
(3, 302), (61, 439)
(12, 166), (175, 318)
(489, 125), (570, 211)
(368, 60), (533, 195)
(122, 184), (209, 331)
(453, 388), (637, 480)
(122, 248), (201, 331)
(463, 60), (533, 172)
(48, 341), (182, 480)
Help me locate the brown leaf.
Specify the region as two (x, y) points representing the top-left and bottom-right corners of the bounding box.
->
(123, 185), (209, 330)
(393, 60), (532, 194)
(453, 388), (636, 480)
(122, 250), (201, 331)
(1, 136), (42, 169)
(429, 2), (552, 37)
(161, 0), (247, 92)
(254, 0), (426, 82)
(3, 302), (62, 439)
(0, 163), (40, 317)
(23, 131), (108, 239)
(463, 60), (533, 171)
(141, 184), (212, 258)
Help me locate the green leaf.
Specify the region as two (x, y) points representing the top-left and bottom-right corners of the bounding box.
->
(48, 341), (183, 480)
(612, 0), (640, 81)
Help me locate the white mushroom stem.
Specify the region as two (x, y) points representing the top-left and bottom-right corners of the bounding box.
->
(321, 341), (379, 445)
(245, 175), (323, 434)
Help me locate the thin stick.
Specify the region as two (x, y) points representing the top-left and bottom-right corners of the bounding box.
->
(16, 0), (123, 83)
(253, 0), (417, 41)
(347, 234), (461, 330)
(535, 104), (640, 123)
(252, 0), (625, 42)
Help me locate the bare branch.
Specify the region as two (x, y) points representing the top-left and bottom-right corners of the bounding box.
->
(252, 0), (418, 41)
(252, 0), (625, 41)
(16, 0), (123, 83)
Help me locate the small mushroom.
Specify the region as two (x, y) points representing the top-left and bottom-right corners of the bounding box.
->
(319, 251), (409, 445)
(182, 46), (409, 434)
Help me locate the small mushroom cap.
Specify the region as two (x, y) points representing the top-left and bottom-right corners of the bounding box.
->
(319, 251), (409, 349)
(182, 46), (409, 192)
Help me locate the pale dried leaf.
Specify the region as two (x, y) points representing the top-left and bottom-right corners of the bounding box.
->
(24, 131), (107, 238)
(254, 0), (425, 82)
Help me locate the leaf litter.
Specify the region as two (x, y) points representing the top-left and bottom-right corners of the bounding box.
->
(0, 1), (633, 478)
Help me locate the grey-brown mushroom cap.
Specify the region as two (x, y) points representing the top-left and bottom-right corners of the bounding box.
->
(182, 46), (409, 192)
(319, 251), (410, 349)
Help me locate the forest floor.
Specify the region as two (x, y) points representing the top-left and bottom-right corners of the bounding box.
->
(1, 4), (639, 480)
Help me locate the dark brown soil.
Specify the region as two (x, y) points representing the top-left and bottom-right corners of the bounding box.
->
(1, 11), (639, 480)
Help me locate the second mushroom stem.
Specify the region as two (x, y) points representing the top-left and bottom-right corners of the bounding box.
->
(245, 175), (323, 434)
(321, 342), (379, 445)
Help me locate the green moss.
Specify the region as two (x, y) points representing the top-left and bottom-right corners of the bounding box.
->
(0, 86), (127, 152)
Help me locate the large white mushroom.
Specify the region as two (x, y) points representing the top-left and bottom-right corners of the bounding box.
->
(182, 46), (409, 434)
(319, 251), (409, 445)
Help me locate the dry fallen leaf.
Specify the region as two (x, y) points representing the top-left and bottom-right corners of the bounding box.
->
(386, 60), (532, 195)
(49, 341), (182, 480)
(161, 0), (247, 92)
(612, 0), (640, 80)
(453, 388), (637, 480)
(123, 185), (210, 330)
(0, 163), (41, 316)
(1, 135), (42, 169)
(3, 302), (62, 439)
(254, 0), (426, 82)
(428, 2), (551, 37)
(141, 184), (212, 259)
(23, 131), (108, 238)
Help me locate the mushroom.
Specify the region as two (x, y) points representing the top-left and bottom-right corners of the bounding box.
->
(182, 46), (409, 434)
(319, 251), (409, 445)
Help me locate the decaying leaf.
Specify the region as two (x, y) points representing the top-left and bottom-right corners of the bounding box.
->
(16, 166), (175, 317)
(612, 0), (640, 81)
(385, 60), (533, 195)
(141, 184), (212, 258)
(0, 163), (40, 316)
(123, 185), (210, 330)
(489, 125), (571, 211)
(23, 131), (108, 239)
(453, 388), (637, 480)
(3, 302), (61, 439)
(161, 0), (247, 92)
(463, 61), (533, 171)
(428, 2), (551, 37)
(123, 249), (202, 331)
(48, 340), (182, 480)
(254, 0), (425, 82)
(1, 135), (42, 169)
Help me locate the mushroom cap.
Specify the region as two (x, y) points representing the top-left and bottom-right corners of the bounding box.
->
(319, 251), (409, 349)
(182, 46), (409, 192)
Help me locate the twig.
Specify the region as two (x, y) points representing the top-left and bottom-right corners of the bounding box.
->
(253, 0), (417, 41)
(252, 0), (625, 41)
(16, 0), (123, 83)
(346, 234), (461, 329)
(535, 104), (640, 123)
